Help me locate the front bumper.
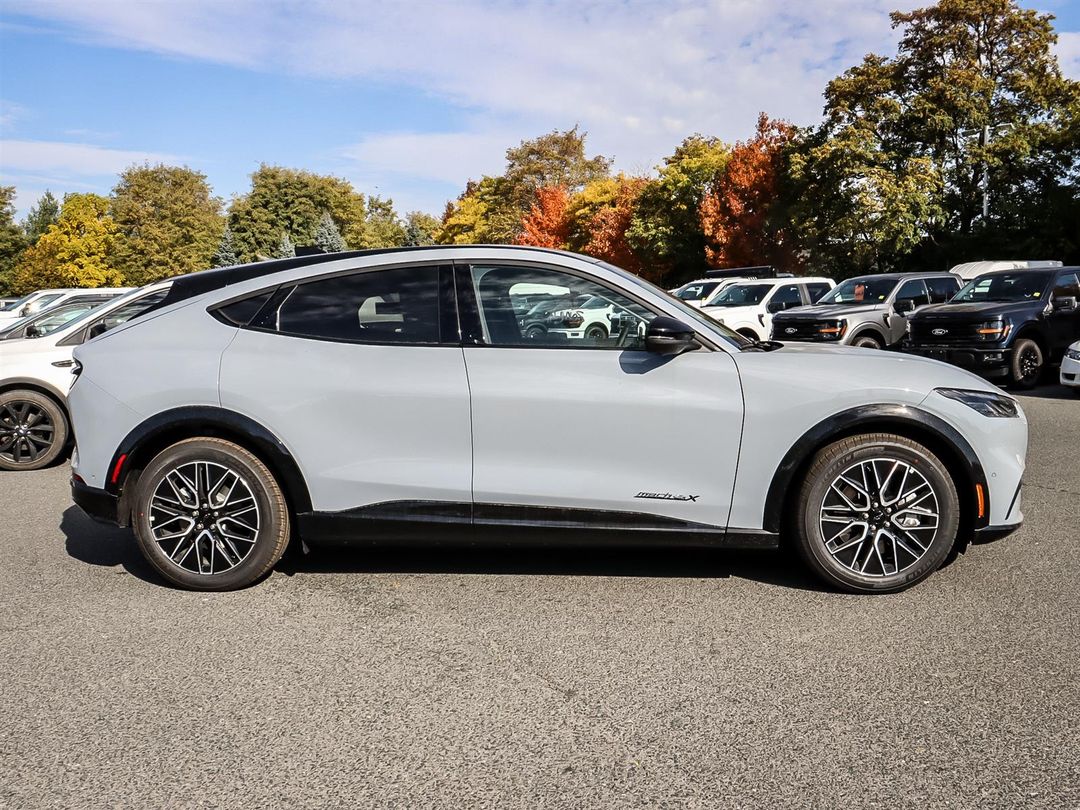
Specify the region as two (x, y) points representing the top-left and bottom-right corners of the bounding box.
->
(1061, 355), (1080, 388)
(905, 344), (1010, 378)
(71, 477), (119, 525)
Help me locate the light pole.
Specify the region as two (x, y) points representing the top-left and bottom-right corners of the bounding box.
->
(962, 123), (1011, 221)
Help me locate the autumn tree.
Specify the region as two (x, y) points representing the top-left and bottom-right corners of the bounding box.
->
(0, 187), (27, 294)
(110, 164), (224, 285)
(516, 186), (571, 248)
(11, 194), (124, 293)
(22, 190), (60, 244)
(701, 114), (800, 271)
(580, 176), (649, 277)
(402, 211), (441, 246)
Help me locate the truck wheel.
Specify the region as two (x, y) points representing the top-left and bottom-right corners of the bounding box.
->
(1009, 339), (1043, 389)
(852, 334), (884, 350)
(585, 324), (608, 340)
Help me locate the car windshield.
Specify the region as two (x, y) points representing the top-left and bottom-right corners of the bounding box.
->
(707, 284), (772, 307)
(674, 281), (719, 301)
(0, 292), (39, 312)
(817, 277), (899, 305)
(953, 271), (1054, 303)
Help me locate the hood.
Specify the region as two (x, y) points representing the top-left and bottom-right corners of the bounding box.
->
(913, 300), (1038, 321)
(774, 302), (886, 321)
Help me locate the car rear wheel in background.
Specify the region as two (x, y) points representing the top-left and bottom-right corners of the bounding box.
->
(132, 437), (290, 590)
(852, 334), (884, 350)
(1009, 338), (1044, 389)
(0, 389), (68, 471)
(585, 324), (608, 340)
(794, 433), (959, 593)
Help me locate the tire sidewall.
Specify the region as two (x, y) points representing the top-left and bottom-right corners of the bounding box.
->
(1010, 339), (1043, 389)
(799, 438), (959, 593)
(852, 334), (883, 350)
(0, 389), (68, 471)
(133, 440), (287, 590)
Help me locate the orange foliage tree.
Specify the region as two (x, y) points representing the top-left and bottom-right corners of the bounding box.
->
(582, 176), (648, 277)
(515, 185), (570, 248)
(700, 113), (802, 271)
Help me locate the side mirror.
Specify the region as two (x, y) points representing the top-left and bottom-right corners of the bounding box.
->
(24, 324), (41, 338)
(645, 317), (696, 355)
(894, 298), (916, 314)
(19, 305), (31, 317)
(88, 321), (108, 339)
(1054, 296), (1077, 312)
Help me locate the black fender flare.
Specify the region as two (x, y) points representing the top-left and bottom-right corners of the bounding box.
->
(105, 406), (312, 514)
(762, 403), (989, 534)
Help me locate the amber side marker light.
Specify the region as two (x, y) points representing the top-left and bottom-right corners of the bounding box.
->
(975, 483), (986, 519)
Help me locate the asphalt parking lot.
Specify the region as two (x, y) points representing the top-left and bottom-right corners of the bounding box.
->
(2, 386), (1078, 809)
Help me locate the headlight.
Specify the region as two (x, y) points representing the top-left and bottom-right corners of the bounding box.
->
(817, 319), (846, 339)
(975, 320), (1010, 341)
(1066, 348), (1080, 361)
(936, 388), (1019, 418)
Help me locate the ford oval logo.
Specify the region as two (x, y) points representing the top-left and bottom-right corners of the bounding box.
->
(932, 328), (948, 336)
(785, 327), (796, 334)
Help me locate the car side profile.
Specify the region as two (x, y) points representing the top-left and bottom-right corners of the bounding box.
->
(770, 272), (962, 349)
(700, 276), (835, 340)
(68, 247), (1026, 594)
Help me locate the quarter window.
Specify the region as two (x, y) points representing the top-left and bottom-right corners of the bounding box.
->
(468, 265), (658, 349)
(272, 267), (441, 344)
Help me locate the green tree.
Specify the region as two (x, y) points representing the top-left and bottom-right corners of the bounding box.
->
(314, 211), (347, 252)
(0, 187), (27, 295)
(272, 232), (295, 259)
(228, 165), (366, 260)
(402, 211), (441, 246)
(346, 195), (406, 248)
(110, 164), (224, 285)
(210, 225), (240, 268)
(626, 136), (731, 281)
(22, 190), (60, 245)
(11, 193), (124, 293)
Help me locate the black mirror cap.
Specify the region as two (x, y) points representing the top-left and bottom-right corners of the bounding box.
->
(645, 316), (697, 355)
(24, 324), (41, 337)
(894, 298), (916, 313)
(1054, 295), (1077, 312)
(88, 322), (108, 339)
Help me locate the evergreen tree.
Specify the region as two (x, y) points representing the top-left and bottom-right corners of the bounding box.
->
(273, 232), (295, 259)
(402, 211), (440, 246)
(211, 226), (239, 268)
(314, 211), (346, 252)
(0, 187), (27, 295)
(22, 190), (60, 244)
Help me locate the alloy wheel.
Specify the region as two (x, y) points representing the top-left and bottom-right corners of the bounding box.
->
(1018, 345), (1041, 384)
(818, 457), (940, 577)
(148, 460), (261, 575)
(0, 401), (56, 465)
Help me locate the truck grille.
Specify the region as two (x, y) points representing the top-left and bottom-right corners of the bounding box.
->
(773, 320), (824, 340)
(909, 321), (980, 344)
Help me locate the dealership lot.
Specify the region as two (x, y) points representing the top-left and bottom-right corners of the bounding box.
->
(1, 387), (1078, 808)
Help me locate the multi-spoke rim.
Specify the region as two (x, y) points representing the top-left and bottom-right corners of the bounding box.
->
(148, 461), (261, 576)
(0, 401), (56, 465)
(819, 457), (940, 578)
(1018, 345), (1041, 382)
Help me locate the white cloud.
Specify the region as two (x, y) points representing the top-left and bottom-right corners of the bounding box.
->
(1056, 31), (1080, 79)
(0, 140), (179, 177)
(0, 99), (28, 130)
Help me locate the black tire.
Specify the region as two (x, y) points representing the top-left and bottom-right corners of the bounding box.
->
(584, 323), (608, 340)
(794, 433), (959, 594)
(132, 438), (290, 590)
(851, 333), (884, 350)
(1009, 338), (1043, 389)
(0, 389), (69, 471)
(524, 324), (546, 339)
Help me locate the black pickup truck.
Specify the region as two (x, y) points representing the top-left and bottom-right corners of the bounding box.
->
(904, 267), (1080, 388)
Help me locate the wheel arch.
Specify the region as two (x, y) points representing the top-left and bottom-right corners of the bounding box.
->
(107, 406), (312, 527)
(763, 404), (988, 539)
(1010, 322), (1048, 355)
(848, 325), (886, 346)
(0, 378), (69, 413)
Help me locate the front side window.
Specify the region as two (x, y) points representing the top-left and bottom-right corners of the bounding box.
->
(895, 279), (930, 307)
(95, 289), (171, 332)
(469, 265), (657, 349)
(926, 277), (959, 304)
(269, 266), (441, 344)
(1053, 272), (1080, 299)
(818, 277), (899, 305)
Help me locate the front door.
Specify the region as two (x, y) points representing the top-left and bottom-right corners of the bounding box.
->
(457, 263), (744, 530)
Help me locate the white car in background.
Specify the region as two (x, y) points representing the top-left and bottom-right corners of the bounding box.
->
(701, 277), (835, 340)
(0, 287), (132, 329)
(0, 281), (170, 471)
(1061, 340), (1080, 395)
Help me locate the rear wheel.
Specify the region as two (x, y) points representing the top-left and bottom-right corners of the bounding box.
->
(585, 323), (608, 340)
(0, 389), (68, 471)
(1009, 338), (1043, 389)
(132, 438), (290, 590)
(794, 433), (959, 593)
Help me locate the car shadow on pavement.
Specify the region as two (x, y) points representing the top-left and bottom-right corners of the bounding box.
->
(60, 505), (163, 586)
(1017, 383), (1078, 401)
(59, 504), (828, 592)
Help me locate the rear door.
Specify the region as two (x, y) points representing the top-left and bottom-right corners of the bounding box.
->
(218, 264), (473, 513)
(1048, 270), (1080, 349)
(457, 261), (743, 530)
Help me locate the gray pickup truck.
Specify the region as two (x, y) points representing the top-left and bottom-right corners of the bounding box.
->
(770, 272), (962, 349)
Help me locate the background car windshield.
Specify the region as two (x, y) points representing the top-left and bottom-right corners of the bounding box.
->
(675, 282), (719, 301)
(26, 303), (100, 335)
(818, 277), (899, 305)
(709, 284), (771, 307)
(954, 271), (1054, 303)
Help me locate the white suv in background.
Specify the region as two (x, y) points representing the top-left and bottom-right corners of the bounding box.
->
(67, 247), (1025, 594)
(0, 281), (170, 471)
(701, 277), (835, 340)
(0, 287), (132, 329)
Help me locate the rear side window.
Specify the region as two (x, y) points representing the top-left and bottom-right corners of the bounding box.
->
(926, 277), (959, 304)
(896, 279), (930, 307)
(270, 266), (441, 344)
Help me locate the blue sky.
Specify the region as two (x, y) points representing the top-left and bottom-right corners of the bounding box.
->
(1, 0), (1078, 220)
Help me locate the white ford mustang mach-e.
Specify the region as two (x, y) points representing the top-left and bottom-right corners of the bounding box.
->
(67, 247), (1027, 593)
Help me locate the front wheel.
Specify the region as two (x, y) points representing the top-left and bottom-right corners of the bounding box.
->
(132, 438), (291, 590)
(0, 389), (69, 471)
(1009, 338), (1043, 389)
(794, 433), (959, 593)
(851, 334), (884, 350)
